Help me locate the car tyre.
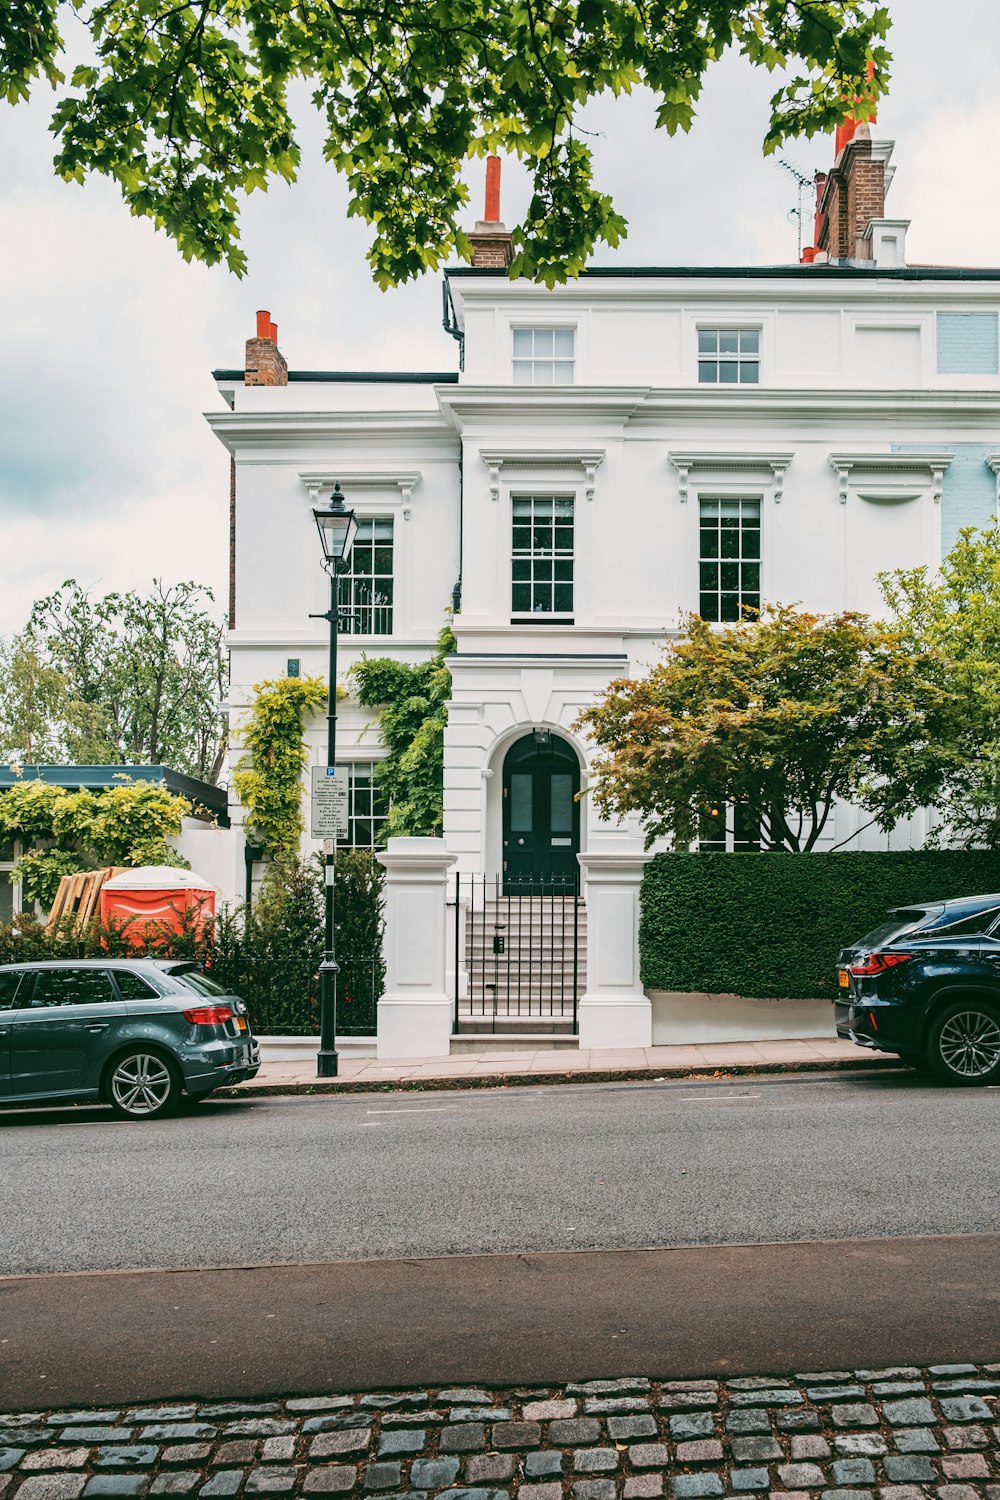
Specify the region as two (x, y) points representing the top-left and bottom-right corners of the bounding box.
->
(105, 1048), (182, 1120)
(927, 998), (1000, 1086)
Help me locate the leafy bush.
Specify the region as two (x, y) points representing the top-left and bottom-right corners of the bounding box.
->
(640, 851), (1000, 1000)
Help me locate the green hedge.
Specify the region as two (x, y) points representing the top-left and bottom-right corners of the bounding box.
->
(640, 851), (1000, 1000)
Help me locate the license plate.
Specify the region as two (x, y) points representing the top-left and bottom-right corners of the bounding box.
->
(234, 1016), (248, 1032)
(838, 970), (850, 989)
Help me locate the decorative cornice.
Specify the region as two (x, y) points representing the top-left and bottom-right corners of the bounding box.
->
(668, 451), (793, 504)
(203, 410), (453, 454)
(299, 469), (422, 518)
(986, 453), (1000, 511)
(828, 451), (953, 505)
(479, 447), (606, 501)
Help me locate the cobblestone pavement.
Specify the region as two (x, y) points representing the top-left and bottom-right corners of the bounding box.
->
(1, 1365), (999, 1499)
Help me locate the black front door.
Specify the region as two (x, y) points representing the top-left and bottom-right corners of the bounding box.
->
(502, 733), (580, 893)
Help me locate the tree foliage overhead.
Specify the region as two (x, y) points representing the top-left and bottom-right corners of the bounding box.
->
(0, 579), (227, 784)
(579, 605), (947, 853)
(1, 0), (890, 285)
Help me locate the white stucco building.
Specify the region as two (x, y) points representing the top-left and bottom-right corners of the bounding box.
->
(207, 126), (1000, 1049)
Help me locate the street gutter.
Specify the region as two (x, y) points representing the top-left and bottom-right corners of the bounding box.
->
(218, 1052), (904, 1098)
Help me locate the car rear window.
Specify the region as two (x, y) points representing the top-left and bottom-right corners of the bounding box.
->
(857, 909), (934, 947)
(164, 965), (228, 997)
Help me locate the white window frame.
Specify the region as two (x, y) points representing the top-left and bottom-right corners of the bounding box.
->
(512, 326), (576, 385)
(511, 493), (575, 620)
(697, 325), (761, 385)
(335, 761), (389, 849)
(338, 516), (394, 637)
(0, 840), (22, 924)
(697, 496), (762, 623)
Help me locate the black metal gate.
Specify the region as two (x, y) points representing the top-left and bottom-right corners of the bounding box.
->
(453, 873), (582, 1035)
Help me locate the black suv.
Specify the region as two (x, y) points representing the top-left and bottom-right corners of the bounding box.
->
(837, 893), (1000, 1084)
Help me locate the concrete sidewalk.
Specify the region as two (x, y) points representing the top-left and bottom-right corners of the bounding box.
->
(227, 1037), (897, 1096)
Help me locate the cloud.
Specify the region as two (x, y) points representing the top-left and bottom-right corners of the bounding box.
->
(2, 0), (999, 635)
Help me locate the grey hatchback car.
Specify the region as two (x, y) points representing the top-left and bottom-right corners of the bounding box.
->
(0, 959), (260, 1119)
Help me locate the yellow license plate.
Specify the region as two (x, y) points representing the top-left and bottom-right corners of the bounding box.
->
(838, 970), (850, 988)
(235, 1016), (248, 1031)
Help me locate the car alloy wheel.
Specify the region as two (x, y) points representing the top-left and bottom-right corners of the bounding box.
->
(109, 1051), (178, 1119)
(933, 1005), (1000, 1083)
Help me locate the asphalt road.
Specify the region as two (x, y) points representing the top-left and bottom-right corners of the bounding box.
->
(2, 1069), (1000, 1274)
(4, 1071), (1000, 1408)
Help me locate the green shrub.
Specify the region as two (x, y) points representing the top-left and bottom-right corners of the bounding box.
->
(640, 851), (1000, 1000)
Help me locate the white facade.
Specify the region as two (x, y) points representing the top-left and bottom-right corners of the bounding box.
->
(210, 259), (1000, 890)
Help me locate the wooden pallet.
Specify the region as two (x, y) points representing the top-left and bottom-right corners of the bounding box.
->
(47, 867), (125, 929)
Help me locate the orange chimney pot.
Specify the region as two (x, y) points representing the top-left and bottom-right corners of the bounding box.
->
(485, 156), (501, 223)
(256, 310), (271, 339)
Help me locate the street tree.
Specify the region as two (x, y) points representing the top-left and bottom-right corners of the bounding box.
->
(1, 1), (890, 285)
(12, 579), (228, 783)
(579, 605), (946, 852)
(880, 525), (1000, 849)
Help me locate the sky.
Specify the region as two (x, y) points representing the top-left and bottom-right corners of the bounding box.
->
(1, 0), (998, 638)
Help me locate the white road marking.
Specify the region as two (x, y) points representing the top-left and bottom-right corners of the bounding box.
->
(365, 1106), (459, 1115)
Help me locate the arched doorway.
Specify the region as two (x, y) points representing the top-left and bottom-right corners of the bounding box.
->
(502, 731), (580, 893)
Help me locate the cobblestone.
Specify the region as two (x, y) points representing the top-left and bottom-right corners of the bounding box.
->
(3, 1360), (997, 1499)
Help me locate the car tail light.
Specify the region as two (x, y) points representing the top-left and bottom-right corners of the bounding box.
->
(182, 1005), (234, 1025)
(849, 952), (912, 976)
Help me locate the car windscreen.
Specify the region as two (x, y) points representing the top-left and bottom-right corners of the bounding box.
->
(856, 908), (936, 947)
(163, 964), (228, 997)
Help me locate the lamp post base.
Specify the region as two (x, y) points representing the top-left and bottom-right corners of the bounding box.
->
(316, 1048), (340, 1078)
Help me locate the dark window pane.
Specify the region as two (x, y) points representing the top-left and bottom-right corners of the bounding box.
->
(700, 529), (719, 559)
(740, 363), (760, 384)
(512, 559), (530, 581)
(550, 774), (574, 834)
(554, 559), (573, 581)
(698, 361), (717, 383)
(0, 971), (23, 1008)
(741, 330), (760, 354)
(698, 330), (717, 354)
(510, 774), (533, 832)
(720, 563), (740, 590)
(166, 966), (227, 997)
(111, 970), (159, 1000)
(720, 595), (741, 621)
(699, 562), (718, 589)
(31, 968), (117, 1007)
(700, 593), (719, 620)
(553, 584), (574, 612)
(720, 528), (740, 559)
(742, 529), (761, 559)
(742, 563), (760, 592)
(719, 331), (739, 354)
(512, 584), (531, 612)
(719, 361), (739, 383)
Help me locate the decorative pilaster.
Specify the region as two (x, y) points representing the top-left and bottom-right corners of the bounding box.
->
(376, 838), (457, 1059)
(577, 851), (654, 1049)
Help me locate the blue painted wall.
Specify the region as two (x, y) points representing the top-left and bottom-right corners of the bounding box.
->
(936, 313), (999, 375)
(893, 443), (997, 555)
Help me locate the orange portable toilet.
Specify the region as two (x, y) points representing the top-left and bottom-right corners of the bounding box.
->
(100, 866), (216, 947)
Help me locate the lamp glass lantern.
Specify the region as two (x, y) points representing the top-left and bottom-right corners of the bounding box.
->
(313, 482), (358, 568)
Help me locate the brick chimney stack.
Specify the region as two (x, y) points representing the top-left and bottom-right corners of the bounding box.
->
(245, 309), (288, 386)
(469, 156), (514, 269)
(815, 124), (889, 261)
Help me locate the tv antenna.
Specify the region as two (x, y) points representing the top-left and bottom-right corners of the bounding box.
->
(775, 156), (815, 260)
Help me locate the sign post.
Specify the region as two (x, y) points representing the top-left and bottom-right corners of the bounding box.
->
(311, 766), (349, 842)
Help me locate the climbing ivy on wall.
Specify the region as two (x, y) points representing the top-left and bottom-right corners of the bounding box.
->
(352, 622), (455, 838)
(232, 676), (328, 858)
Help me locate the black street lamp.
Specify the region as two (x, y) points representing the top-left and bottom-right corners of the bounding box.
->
(311, 481), (358, 1078)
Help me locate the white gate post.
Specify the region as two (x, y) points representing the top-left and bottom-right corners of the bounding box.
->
(376, 837), (457, 1059)
(577, 851), (654, 1049)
